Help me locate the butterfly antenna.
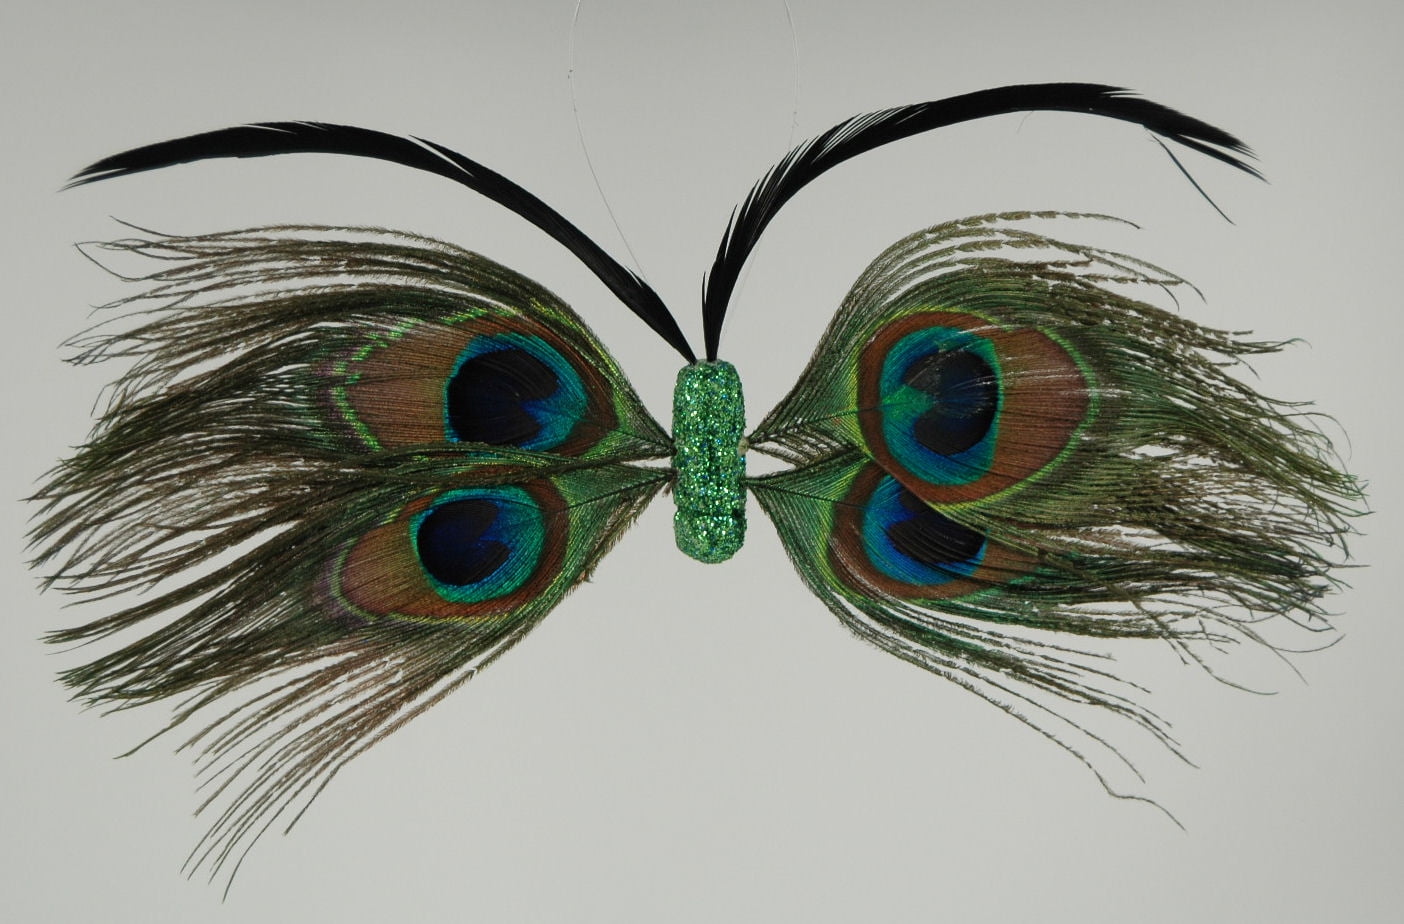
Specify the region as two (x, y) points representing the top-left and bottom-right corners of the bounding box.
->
(68, 121), (698, 362)
(701, 83), (1261, 361)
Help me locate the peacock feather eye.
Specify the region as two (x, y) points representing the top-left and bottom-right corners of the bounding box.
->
(855, 309), (1092, 505)
(334, 314), (625, 458)
(332, 480), (568, 623)
(820, 458), (1039, 602)
(875, 323), (1002, 484)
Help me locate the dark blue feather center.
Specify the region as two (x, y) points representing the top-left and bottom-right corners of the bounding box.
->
(884, 485), (985, 568)
(860, 475), (987, 585)
(901, 348), (997, 456)
(415, 498), (510, 587)
(447, 347), (560, 447)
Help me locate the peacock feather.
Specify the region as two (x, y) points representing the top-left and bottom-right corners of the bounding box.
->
(30, 84), (1363, 884)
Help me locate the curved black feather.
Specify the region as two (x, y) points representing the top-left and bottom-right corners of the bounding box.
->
(701, 83), (1260, 360)
(68, 121), (698, 363)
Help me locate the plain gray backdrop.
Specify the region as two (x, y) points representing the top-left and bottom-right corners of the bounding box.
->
(2, 1), (1399, 921)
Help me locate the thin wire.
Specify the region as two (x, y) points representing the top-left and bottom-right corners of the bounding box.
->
(568, 0), (650, 281)
(567, 0), (804, 314)
(781, 0), (801, 153)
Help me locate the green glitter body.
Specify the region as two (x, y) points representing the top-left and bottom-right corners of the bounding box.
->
(672, 361), (746, 562)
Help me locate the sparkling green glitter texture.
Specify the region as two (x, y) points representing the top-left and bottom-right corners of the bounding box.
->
(672, 361), (746, 562)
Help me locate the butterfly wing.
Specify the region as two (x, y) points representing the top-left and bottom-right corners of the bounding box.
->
(30, 225), (670, 878)
(747, 213), (1362, 783)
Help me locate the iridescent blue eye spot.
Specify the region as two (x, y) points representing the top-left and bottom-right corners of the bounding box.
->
(412, 487), (544, 603)
(902, 348), (997, 454)
(861, 475), (986, 585)
(880, 327), (1001, 485)
(445, 333), (587, 450)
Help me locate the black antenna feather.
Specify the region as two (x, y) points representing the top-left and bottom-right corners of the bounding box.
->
(701, 83), (1259, 360)
(70, 121), (697, 362)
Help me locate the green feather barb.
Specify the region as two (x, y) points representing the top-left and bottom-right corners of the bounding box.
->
(749, 213), (1363, 783)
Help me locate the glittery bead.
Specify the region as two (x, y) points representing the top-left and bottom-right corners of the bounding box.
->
(672, 361), (746, 563)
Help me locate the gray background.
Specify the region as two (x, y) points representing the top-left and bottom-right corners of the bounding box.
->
(2, 1), (1399, 921)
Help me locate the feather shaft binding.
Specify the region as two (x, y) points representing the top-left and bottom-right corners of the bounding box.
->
(671, 361), (746, 563)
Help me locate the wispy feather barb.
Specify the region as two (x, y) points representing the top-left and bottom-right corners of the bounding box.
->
(748, 213), (1362, 794)
(31, 226), (671, 885)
